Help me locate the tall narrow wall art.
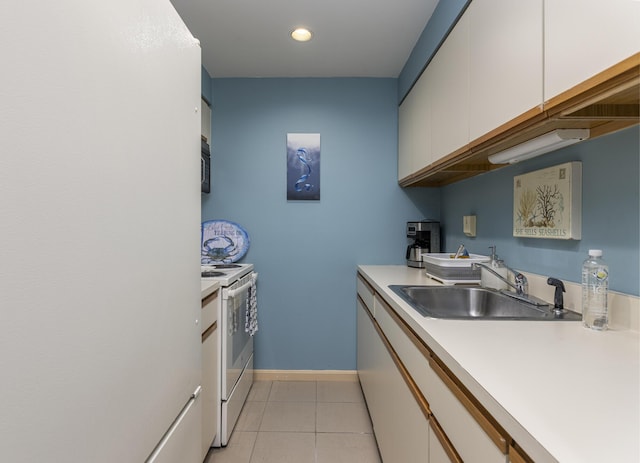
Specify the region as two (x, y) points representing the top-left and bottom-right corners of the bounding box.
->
(287, 133), (320, 201)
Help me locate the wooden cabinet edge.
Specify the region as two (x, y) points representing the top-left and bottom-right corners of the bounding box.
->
(375, 294), (433, 361)
(202, 288), (219, 306)
(358, 277), (547, 460)
(359, 294), (432, 420)
(544, 52), (640, 114)
(400, 53), (639, 188)
(509, 443), (535, 463)
(429, 416), (463, 463)
(357, 272), (375, 293)
(202, 320), (217, 343)
(428, 355), (509, 454)
(374, 288), (510, 455)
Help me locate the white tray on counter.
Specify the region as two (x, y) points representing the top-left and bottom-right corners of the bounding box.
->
(421, 253), (490, 266)
(422, 253), (489, 285)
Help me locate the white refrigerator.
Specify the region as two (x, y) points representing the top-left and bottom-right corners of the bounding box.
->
(0, 1), (203, 462)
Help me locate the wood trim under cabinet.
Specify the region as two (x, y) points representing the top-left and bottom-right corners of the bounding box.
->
(201, 320), (217, 343)
(544, 53), (640, 114)
(429, 416), (463, 463)
(358, 295), (432, 420)
(400, 53), (639, 188)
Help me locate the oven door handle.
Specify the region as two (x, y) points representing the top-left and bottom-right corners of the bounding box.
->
(225, 272), (258, 299)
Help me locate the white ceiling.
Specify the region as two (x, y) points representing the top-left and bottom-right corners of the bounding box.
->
(169, 0), (439, 78)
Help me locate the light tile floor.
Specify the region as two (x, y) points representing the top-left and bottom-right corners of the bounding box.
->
(205, 380), (382, 463)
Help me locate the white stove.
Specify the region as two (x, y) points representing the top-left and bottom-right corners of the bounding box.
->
(201, 261), (257, 448)
(201, 263), (254, 287)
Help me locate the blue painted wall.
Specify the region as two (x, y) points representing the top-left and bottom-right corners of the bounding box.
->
(203, 78), (440, 370)
(440, 126), (640, 296)
(397, 0), (470, 102)
(201, 8), (639, 372)
(201, 66), (212, 103)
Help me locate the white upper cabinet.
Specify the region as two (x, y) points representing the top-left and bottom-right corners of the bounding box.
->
(468, 0), (543, 141)
(430, 12), (470, 162)
(398, 65), (432, 181)
(398, 0), (637, 186)
(544, 0), (640, 102)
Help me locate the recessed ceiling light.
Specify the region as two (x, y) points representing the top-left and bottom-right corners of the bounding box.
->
(291, 28), (313, 42)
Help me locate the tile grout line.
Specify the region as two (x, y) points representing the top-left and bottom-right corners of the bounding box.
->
(230, 379), (377, 462)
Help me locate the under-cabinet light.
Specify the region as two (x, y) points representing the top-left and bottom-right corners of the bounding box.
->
(487, 129), (590, 164)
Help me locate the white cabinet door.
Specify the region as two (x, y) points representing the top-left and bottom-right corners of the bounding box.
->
(425, 359), (508, 463)
(356, 301), (429, 463)
(544, 0), (640, 101)
(356, 299), (384, 427)
(147, 394), (202, 463)
(430, 12), (470, 162)
(468, 0), (543, 141)
(429, 421), (459, 463)
(398, 66), (433, 181)
(201, 323), (218, 459)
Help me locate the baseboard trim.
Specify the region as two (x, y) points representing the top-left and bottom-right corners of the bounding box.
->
(254, 369), (359, 382)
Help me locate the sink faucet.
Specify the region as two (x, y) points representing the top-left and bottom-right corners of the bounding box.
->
(472, 262), (528, 296)
(472, 262), (551, 307)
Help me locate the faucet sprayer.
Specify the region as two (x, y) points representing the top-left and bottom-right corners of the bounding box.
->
(547, 277), (566, 314)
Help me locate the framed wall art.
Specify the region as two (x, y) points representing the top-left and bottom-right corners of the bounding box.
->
(513, 161), (582, 240)
(287, 133), (320, 201)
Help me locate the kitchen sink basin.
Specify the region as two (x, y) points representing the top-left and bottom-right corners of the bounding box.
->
(389, 285), (581, 321)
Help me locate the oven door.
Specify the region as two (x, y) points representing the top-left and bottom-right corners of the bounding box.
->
(222, 279), (253, 400)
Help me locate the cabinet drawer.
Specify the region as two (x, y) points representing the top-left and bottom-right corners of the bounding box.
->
(357, 273), (375, 314)
(426, 356), (508, 463)
(374, 295), (432, 403)
(358, 300), (429, 463)
(201, 289), (219, 334)
(429, 416), (462, 463)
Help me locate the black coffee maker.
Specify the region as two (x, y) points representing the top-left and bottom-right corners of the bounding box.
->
(406, 220), (440, 268)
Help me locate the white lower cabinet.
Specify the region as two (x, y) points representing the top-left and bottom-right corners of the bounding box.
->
(201, 289), (219, 460)
(357, 273), (512, 463)
(429, 418), (461, 463)
(357, 298), (429, 462)
(425, 357), (507, 463)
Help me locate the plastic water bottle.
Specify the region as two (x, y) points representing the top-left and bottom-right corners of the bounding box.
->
(581, 249), (609, 331)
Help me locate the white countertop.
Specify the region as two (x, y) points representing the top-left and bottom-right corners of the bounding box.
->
(358, 265), (640, 463)
(201, 279), (220, 300)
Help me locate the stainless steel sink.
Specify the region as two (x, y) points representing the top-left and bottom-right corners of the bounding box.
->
(389, 285), (581, 321)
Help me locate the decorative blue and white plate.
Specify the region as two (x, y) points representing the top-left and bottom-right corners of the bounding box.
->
(201, 220), (250, 264)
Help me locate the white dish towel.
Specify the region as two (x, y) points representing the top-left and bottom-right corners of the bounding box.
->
(245, 273), (258, 336)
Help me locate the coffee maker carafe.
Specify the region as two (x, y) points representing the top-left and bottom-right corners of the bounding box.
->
(406, 220), (440, 268)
